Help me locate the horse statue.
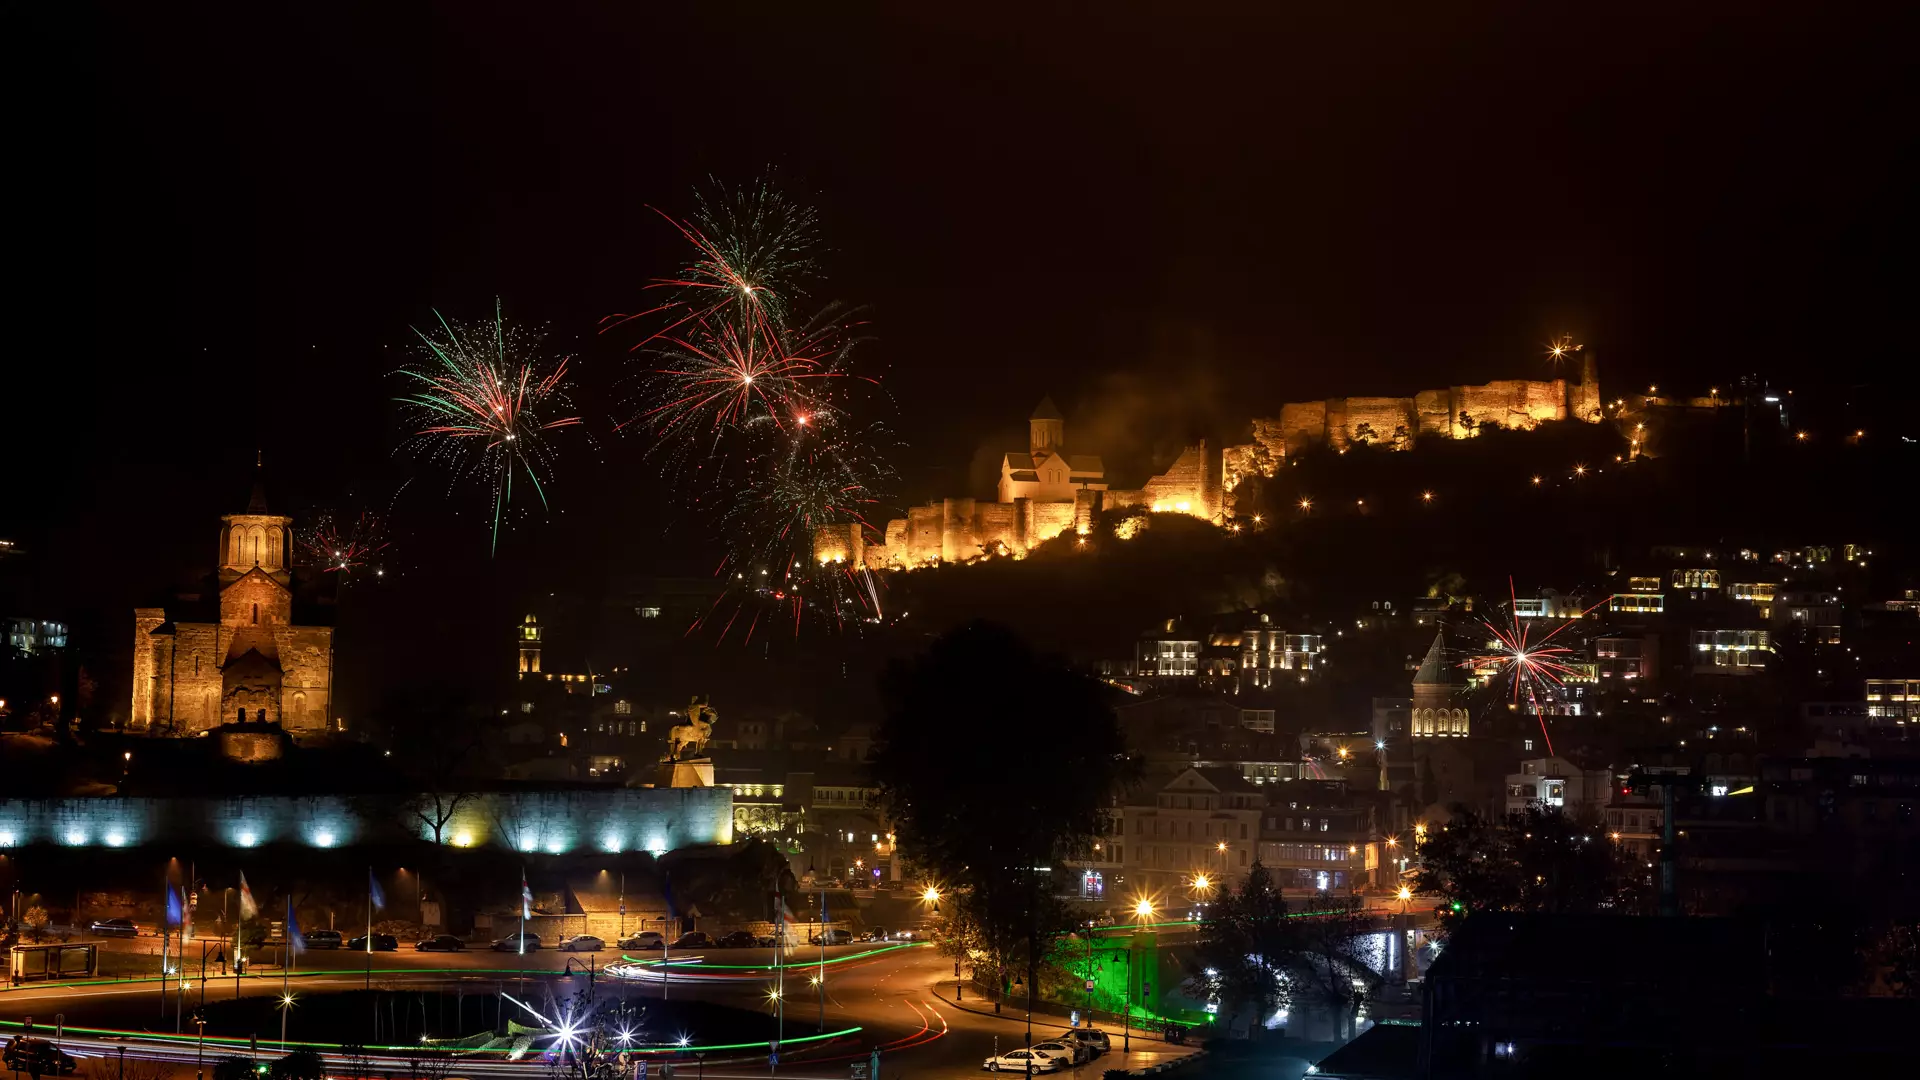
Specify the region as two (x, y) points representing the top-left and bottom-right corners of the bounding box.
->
(665, 695), (718, 761)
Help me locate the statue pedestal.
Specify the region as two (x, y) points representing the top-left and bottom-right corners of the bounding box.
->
(656, 757), (715, 789)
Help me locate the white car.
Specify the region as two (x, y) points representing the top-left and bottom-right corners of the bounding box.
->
(619, 932), (665, 950)
(982, 1050), (1058, 1073)
(1028, 1041), (1088, 1066)
(557, 935), (605, 952)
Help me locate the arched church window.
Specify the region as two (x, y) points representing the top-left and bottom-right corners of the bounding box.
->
(252, 603), (259, 625)
(237, 708), (247, 722)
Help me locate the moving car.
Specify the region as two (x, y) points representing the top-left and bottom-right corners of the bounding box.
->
(3, 1039), (79, 1076)
(981, 1050), (1057, 1073)
(715, 930), (758, 948)
(860, 927), (890, 942)
(809, 928), (853, 945)
(414, 934), (465, 952)
(491, 931), (542, 951)
(346, 933), (398, 952)
(301, 929), (344, 949)
(89, 917), (139, 938)
(557, 935), (605, 952)
(667, 931), (712, 949)
(618, 931), (665, 950)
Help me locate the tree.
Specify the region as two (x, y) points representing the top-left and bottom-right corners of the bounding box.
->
(269, 1049), (325, 1080)
(1186, 862), (1293, 1033)
(406, 790), (475, 846)
(211, 1057), (257, 1080)
(1412, 804), (1645, 928)
(1284, 910), (1379, 1041)
(871, 622), (1132, 1041)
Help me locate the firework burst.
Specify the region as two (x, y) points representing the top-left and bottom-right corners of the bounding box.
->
(609, 179), (896, 640)
(1460, 579), (1611, 756)
(396, 299), (583, 554)
(601, 178), (820, 350)
(296, 510), (391, 581)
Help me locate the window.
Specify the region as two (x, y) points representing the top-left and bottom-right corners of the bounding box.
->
(639, 606), (662, 619)
(1524, 739), (1534, 751)
(1320, 818), (1329, 832)
(614, 700), (632, 715)
(1239, 823), (1249, 839)
(251, 603), (259, 625)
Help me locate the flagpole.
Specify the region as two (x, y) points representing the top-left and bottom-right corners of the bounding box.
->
(159, 873), (169, 1018)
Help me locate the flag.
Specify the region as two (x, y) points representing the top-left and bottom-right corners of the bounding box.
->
(238, 873), (259, 920)
(369, 868), (386, 912)
(520, 870), (533, 919)
(165, 884), (183, 928)
(287, 898), (303, 954)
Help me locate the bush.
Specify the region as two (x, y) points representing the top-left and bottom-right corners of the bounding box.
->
(211, 1057), (256, 1080)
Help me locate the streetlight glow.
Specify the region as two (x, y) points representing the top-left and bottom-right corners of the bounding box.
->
(1134, 898), (1155, 918)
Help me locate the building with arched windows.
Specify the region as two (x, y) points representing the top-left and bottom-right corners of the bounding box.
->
(130, 468), (333, 734)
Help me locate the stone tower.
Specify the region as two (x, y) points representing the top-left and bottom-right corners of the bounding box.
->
(218, 467), (294, 587)
(1030, 396), (1065, 457)
(1567, 349), (1603, 422)
(518, 614), (543, 674)
(1410, 629), (1469, 737)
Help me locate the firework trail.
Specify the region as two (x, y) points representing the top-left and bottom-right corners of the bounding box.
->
(296, 510), (391, 581)
(395, 299), (583, 555)
(1460, 578), (1612, 757)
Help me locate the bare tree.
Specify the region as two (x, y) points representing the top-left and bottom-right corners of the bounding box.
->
(407, 790), (476, 846)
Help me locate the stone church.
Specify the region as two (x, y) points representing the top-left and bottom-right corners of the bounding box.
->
(130, 472), (333, 734)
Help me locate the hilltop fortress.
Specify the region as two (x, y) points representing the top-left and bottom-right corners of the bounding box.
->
(1223, 351), (1603, 487)
(815, 356), (1602, 569)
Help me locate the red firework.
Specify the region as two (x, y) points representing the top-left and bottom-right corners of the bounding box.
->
(1460, 578), (1612, 757)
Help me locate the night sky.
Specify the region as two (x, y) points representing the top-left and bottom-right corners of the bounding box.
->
(8, 4), (1912, 695)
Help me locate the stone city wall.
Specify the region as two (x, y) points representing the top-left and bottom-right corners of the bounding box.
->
(1233, 359), (1602, 484)
(0, 786), (733, 853)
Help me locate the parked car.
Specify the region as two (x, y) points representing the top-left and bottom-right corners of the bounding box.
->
(301, 929), (344, 949)
(346, 933), (398, 952)
(557, 935), (605, 952)
(1066, 1029), (1110, 1055)
(491, 931), (542, 951)
(1028, 1040), (1088, 1066)
(3, 1039), (78, 1076)
(89, 917), (139, 938)
(414, 934), (465, 952)
(715, 930), (758, 948)
(618, 931), (665, 950)
(981, 1050), (1056, 1073)
(860, 927), (889, 942)
(809, 928), (853, 946)
(668, 931), (713, 949)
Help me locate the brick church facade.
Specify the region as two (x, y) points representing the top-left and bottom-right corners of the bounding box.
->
(130, 473), (333, 734)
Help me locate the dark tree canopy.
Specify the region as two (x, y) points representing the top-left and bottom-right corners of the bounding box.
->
(1412, 804), (1647, 926)
(871, 621), (1131, 1006)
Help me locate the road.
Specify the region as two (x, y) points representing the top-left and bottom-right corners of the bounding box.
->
(2, 942), (1198, 1080)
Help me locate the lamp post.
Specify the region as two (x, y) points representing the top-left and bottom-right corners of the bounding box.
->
(1126, 898), (1154, 1052)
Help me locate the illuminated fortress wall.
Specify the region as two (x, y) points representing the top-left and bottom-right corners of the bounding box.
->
(1226, 354), (1603, 481)
(0, 786), (733, 852)
(818, 442), (1219, 569)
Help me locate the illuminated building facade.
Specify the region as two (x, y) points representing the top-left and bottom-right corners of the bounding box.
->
(131, 472), (333, 734)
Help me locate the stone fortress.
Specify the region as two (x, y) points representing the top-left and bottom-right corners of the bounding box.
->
(812, 397), (1224, 568)
(815, 356), (1605, 569)
(1223, 350), (1604, 487)
(131, 468), (334, 734)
